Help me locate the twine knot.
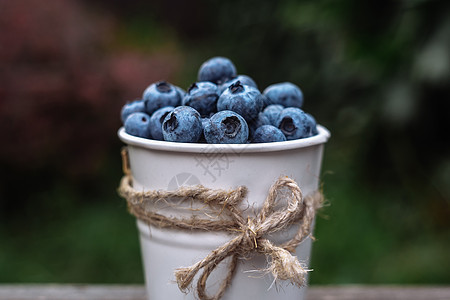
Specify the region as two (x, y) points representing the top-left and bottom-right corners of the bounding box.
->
(242, 217), (259, 249)
(118, 174), (323, 300)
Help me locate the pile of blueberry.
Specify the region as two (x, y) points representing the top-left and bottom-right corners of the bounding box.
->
(121, 57), (318, 144)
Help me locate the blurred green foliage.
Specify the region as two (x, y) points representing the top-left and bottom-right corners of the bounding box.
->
(1, 0), (449, 285)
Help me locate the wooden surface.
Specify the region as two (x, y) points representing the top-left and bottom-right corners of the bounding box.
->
(0, 285), (449, 300)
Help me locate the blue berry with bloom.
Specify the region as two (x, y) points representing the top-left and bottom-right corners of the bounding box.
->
(203, 110), (249, 144)
(276, 107), (312, 140)
(217, 81), (264, 123)
(124, 112), (152, 139)
(219, 74), (258, 94)
(198, 57), (237, 85)
(121, 99), (146, 124)
(162, 106), (202, 143)
(262, 104), (284, 126)
(149, 106), (175, 141)
(305, 113), (318, 135)
(263, 82), (304, 108)
(252, 125), (286, 143)
(247, 112), (271, 139)
(255, 112), (272, 128)
(143, 81), (181, 115)
(175, 86), (186, 99)
(198, 117), (211, 143)
(182, 82), (219, 117)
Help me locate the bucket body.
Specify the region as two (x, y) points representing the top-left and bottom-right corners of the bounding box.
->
(118, 125), (330, 300)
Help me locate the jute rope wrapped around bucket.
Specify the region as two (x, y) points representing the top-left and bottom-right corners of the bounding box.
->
(118, 164), (323, 300)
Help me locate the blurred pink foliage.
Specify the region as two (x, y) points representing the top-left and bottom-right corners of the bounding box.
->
(0, 0), (180, 175)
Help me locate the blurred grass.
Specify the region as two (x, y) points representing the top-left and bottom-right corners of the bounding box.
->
(0, 175), (143, 283)
(0, 205), (142, 283)
(312, 144), (450, 284)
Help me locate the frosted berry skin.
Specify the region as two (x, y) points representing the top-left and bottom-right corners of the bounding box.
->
(219, 74), (258, 94)
(262, 104), (284, 126)
(305, 113), (319, 135)
(276, 107), (313, 140)
(252, 125), (287, 143)
(162, 106), (202, 143)
(198, 57), (237, 85)
(217, 81), (264, 124)
(255, 112), (272, 128)
(198, 117), (210, 143)
(175, 86), (187, 99)
(263, 82), (304, 108)
(149, 106), (175, 141)
(260, 94), (272, 109)
(121, 99), (146, 124)
(203, 110), (249, 144)
(247, 112), (271, 139)
(182, 82), (219, 117)
(124, 112), (152, 139)
(143, 81), (181, 115)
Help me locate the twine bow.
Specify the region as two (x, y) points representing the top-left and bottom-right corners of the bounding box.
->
(118, 175), (323, 300)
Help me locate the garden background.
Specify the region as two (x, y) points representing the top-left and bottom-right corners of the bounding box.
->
(1, 0), (449, 285)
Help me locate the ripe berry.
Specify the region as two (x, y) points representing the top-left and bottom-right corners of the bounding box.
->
(217, 81), (264, 123)
(203, 110), (249, 144)
(262, 104), (284, 126)
(149, 106), (175, 141)
(182, 81), (219, 117)
(276, 107), (312, 140)
(162, 106), (202, 143)
(121, 99), (146, 124)
(124, 112), (152, 139)
(198, 57), (237, 85)
(218, 74), (258, 94)
(263, 82), (304, 108)
(252, 125), (286, 143)
(143, 81), (181, 115)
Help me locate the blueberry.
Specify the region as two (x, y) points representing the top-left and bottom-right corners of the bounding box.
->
(256, 112), (272, 128)
(252, 125), (286, 143)
(175, 85), (187, 99)
(182, 82), (219, 117)
(198, 117), (211, 143)
(263, 82), (304, 108)
(201, 117), (210, 129)
(143, 81), (181, 115)
(262, 104), (284, 126)
(203, 110), (249, 144)
(198, 57), (237, 85)
(149, 106), (175, 141)
(247, 112), (271, 139)
(305, 113), (319, 135)
(276, 107), (313, 140)
(217, 81), (264, 123)
(162, 106), (202, 143)
(260, 94), (272, 109)
(218, 75), (258, 94)
(121, 99), (146, 124)
(124, 112), (152, 139)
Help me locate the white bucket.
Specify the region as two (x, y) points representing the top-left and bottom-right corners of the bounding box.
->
(118, 125), (330, 300)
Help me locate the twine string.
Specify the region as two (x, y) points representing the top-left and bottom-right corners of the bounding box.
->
(118, 174), (323, 300)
